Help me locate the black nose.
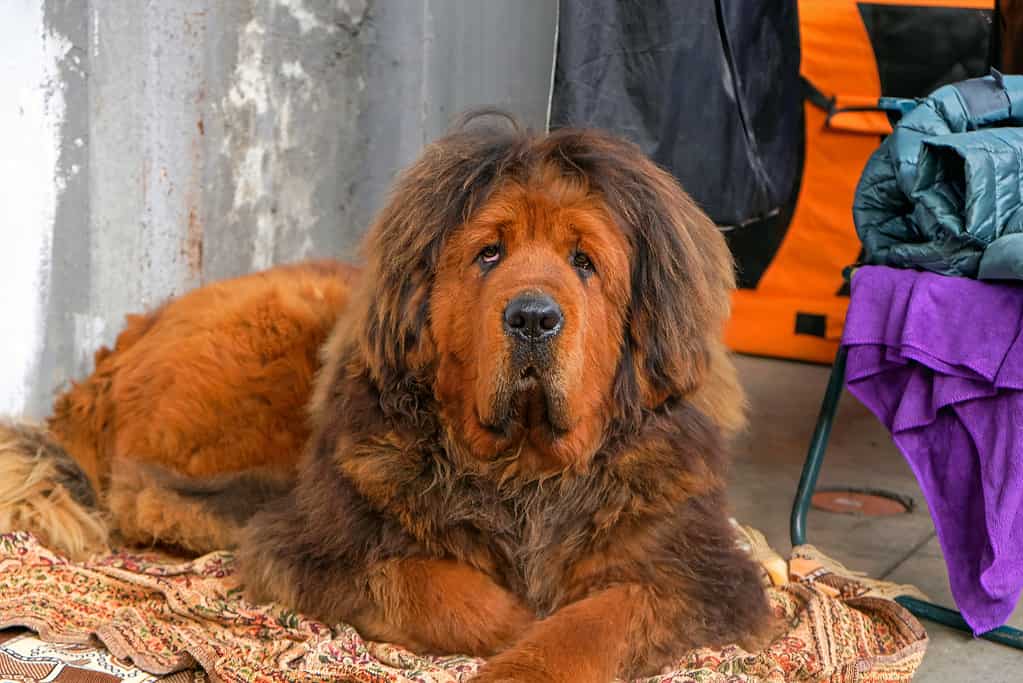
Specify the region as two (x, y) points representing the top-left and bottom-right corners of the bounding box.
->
(504, 293), (563, 342)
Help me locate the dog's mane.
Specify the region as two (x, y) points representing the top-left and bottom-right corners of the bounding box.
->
(311, 110), (735, 454)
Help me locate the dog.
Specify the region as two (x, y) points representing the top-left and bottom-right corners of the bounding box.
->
(1, 114), (770, 680)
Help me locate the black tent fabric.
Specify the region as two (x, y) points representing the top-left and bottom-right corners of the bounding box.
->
(551, 0), (995, 363)
(549, 0), (804, 234)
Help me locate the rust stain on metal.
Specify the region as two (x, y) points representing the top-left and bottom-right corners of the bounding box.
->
(185, 82), (206, 282)
(183, 205), (203, 278)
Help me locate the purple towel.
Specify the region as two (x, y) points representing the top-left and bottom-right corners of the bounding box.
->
(842, 266), (1023, 634)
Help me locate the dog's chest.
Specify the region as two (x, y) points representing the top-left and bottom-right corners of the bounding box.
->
(422, 474), (611, 612)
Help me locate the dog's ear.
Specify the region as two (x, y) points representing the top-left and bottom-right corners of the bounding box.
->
(621, 162), (735, 408)
(547, 132), (736, 422)
(355, 117), (526, 411)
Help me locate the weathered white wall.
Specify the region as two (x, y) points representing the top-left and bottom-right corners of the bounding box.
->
(0, 0), (557, 419)
(0, 1), (67, 415)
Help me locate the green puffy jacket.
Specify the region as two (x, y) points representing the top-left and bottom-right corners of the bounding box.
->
(854, 72), (1023, 280)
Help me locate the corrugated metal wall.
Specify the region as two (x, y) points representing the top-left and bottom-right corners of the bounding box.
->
(0, 0), (557, 418)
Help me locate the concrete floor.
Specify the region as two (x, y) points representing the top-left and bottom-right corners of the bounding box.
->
(729, 355), (1023, 682)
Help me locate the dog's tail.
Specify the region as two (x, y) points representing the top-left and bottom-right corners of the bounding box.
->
(0, 420), (109, 559)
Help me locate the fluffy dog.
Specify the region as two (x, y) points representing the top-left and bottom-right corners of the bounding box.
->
(1, 116), (769, 680)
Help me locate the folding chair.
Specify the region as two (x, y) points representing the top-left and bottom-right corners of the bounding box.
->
(789, 333), (1023, 649)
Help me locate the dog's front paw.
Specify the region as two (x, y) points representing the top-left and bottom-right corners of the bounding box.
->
(473, 648), (580, 683)
(472, 661), (553, 683)
(481, 595), (534, 654)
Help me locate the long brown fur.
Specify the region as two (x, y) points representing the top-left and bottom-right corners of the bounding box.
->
(0, 421), (107, 559)
(239, 120), (772, 679)
(5, 116), (769, 680)
(39, 260), (356, 552)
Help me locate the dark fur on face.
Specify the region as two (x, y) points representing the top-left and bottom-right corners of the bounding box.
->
(239, 114), (774, 680)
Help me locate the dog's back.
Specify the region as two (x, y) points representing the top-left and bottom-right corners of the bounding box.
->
(1, 259), (356, 557)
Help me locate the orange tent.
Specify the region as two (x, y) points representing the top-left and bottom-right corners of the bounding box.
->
(725, 0), (994, 363)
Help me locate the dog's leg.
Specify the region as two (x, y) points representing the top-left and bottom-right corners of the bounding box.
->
(106, 461), (239, 553)
(357, 558), (534, 657)
(475, 576), (776, 682)
(472, 584), (640, 683)
(106, 457), (289, 554)
(243, 543), (533, 657)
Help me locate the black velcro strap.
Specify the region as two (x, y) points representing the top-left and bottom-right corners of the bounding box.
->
(802, 76), (835, 112)
(836, 254), (864, 297)
(954, 76), (1010, 121)
(795, 313), (828, 338)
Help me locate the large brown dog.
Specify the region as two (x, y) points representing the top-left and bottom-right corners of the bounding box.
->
(1, 117), (770, 681)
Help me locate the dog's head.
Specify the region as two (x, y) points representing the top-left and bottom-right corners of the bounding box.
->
(350, 113), (734, 476)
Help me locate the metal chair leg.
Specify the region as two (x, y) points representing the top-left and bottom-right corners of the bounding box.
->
(896, 597), (1023, 648)
(790, 345), (848, 547)
(788, 345), (1023, 649)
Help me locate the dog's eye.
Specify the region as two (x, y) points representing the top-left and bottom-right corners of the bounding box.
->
(478, 244), (502, 266)
(572, 251), (594, 272)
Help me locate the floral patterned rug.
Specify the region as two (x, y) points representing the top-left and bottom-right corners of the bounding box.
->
(0, 628), (205, 682)
(0, 531), (927, 682)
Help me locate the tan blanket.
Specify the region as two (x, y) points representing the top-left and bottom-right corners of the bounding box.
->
(0, 532), (927, 682)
